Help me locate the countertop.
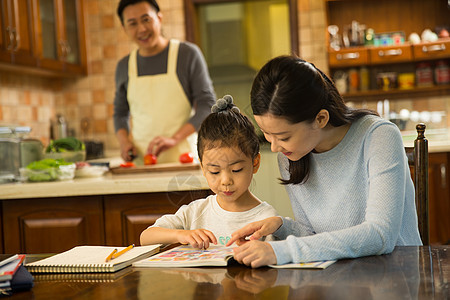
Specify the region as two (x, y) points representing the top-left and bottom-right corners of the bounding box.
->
(0, 169), (209, 200)
(402, 127), (450, 152)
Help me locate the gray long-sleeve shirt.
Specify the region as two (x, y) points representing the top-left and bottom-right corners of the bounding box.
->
(113, 41), (216, 133)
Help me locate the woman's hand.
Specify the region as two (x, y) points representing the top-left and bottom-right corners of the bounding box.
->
(226, 217), (283, 247)
(147, 136), (177, 156)
(176, 229), (218, 249)
(232, 268), (278, 293)
(232, 240), (277, 268)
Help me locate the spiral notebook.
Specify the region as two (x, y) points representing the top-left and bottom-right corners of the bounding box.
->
(33, 267), (133, 282)
(25, 245), (160, 273)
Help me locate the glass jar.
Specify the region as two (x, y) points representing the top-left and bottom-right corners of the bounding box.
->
(416, 63), (433, 87)
(434, 60), (450, 85)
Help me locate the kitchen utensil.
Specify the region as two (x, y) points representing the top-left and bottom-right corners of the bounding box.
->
(0, 126), (43, 183)
(328, 25), (342, 50)
(343, 20), (366, 47)
(334, 71), (348, 94)
(51, 114), (68, 140)
(110, 162), (200, 174)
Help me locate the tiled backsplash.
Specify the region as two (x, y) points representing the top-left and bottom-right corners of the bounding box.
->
(0, 0), (447, 153)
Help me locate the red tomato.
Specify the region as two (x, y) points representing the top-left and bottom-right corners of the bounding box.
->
(179, 152), (194, 164)
(144, 154), (157, 165)
(120, 162), (136, 168)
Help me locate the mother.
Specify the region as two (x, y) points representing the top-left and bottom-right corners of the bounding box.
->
(226, 55), (422, 268)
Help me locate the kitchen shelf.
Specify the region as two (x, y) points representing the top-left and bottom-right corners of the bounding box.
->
(325, 0), (450, 102)
(342, 84), (450, 102)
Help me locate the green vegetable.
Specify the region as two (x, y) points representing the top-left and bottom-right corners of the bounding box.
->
(27, 158), (72, 169)
(46, 137), (85, 153)
(25, 158), (73, 182)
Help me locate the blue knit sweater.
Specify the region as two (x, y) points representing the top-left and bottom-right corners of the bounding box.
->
(269, 115), (422, 264)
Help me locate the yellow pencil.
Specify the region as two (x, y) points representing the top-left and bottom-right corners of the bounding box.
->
(105, 249), (117, 262)
(111, 244), (135, 259)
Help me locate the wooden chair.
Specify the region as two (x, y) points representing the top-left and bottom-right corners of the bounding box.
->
(405, 123), (429, 245)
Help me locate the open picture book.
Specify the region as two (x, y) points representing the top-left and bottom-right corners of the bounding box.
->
(25, 244), (161, 273)
(133, 244), (336, 269)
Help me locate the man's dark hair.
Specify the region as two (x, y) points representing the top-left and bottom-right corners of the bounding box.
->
(117, 0), (160, 25)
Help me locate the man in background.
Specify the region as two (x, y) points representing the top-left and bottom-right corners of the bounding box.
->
(114, 0), (215, 164)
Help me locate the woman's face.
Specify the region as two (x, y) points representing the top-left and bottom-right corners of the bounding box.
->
(254, 113), (322, 161)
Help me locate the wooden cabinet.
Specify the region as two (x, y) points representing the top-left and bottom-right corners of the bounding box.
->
(104, 190), (212, 247)
(2, 196), (104, 254)
(428, 153), (450, 245)
(34, 0), (87, 74)
(325, 0), (450, 102)
(1, 189), (212, 254)
(0, 0), (87, 76)
(0, 0), (36, 66)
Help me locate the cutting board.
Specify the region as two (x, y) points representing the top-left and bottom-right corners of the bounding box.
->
(110, 162), (201, 174)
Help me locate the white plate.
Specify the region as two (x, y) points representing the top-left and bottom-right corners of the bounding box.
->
(75, 166), (108, 178)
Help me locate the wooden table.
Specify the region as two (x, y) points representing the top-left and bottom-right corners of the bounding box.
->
(7, 246), (450, 299)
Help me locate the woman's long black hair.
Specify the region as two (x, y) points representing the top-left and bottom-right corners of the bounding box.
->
(251, 55), (377, 184)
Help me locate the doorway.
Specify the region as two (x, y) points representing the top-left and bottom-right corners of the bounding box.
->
(184, 0), (298, 115)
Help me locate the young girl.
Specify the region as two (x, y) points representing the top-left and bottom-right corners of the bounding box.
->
(140, 95), (278, 249)
(226, 55), (422, 267)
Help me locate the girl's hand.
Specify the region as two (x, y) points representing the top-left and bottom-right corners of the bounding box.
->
(232, 240), (277, 268)
(226, 217), (283, 247)
(177, 229), (218, 249)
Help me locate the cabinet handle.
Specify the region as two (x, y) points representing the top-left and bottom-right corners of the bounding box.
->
(64, 40), (71, 57)
(12, 28), (20, 52)
(6, 27), (14, 51)
(422, 44), (446, 53)
(440, 164), (447, 188)
(378, 49), (402, 56)
(336, 52), (360, 60)
(59, 40), (67, 58)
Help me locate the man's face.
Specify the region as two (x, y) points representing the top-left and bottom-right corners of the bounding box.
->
(122, 1), (163, 55)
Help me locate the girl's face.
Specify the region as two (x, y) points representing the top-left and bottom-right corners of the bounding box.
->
(201, 146), (260, 210)
(254, 113), (324, 161)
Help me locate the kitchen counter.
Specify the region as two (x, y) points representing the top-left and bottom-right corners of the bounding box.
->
(0, 169), (209, 200)
(402, 127), (450, 152)
(1, 165), (212, 254)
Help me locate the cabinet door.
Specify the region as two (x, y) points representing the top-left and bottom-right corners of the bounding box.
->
(0, 0), (35, 66)
(60, 0), (86, 74)
(428, 153), (450, 245)
(34, 0), (86, 74)
(2, 196), (104, 254)
(104, 190), (212, 246)
(0, 205), (3, 254)
(34, 0), (64, 71)
(0, 1), (13, 63)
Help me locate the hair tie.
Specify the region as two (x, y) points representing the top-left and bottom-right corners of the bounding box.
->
(211, 95), (240, 113)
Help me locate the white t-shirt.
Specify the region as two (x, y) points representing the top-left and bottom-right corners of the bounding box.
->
(151, 194), (279, 245)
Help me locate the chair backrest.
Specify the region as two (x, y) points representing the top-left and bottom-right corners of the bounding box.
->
(405, 123), (429, 245)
